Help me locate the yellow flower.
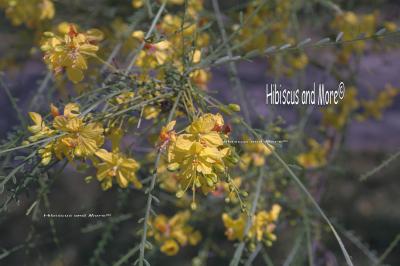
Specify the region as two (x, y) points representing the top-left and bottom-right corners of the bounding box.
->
(252, 205), (281, 245)
(296, 139), (329, 169)
(190, 69), (211, 90)
(52, 103), (104, 160)
(38, 143), (54, 166)
(114, 91), (135, 105)
(222, 204), (281, 246)
(158, 121), (177, 149)
(131, 0), (143, 8)
(358, 85), (399, 120)
(131, 30), (171, 69)
(94, 149), (141, 190)
(143, 106), (161, 120)
(384, 22), (397, 32)
(157, 13), (210, 72)
(148, 211), (201, 256)
(26, 103), (104, 164)
(331, 11), (379, 63)
(41, 25), (103, 83)
(289, 53), (309, 70)
(166, 114), (231, 208)
(0, 0), (54, 28)
(239, 135), (274, 170)
(222, 213), (246, 241)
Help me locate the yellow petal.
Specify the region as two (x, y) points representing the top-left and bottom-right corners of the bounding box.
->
(132, 30), (145, 40)
(116, 171), (129, 188)
(66, 67), (84, 83)
(192, 49), (201, 63)
(95, 149), (114, 164)
(63, 103), (80, 117)
(202, 132), (223, 146)
(160, 239), (179, 256)
(28, 112), (42, 125)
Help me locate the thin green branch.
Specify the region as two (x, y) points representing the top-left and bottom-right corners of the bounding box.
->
(212, 0), (251, 124)
(189, 30), (400, 73)
(373, 234), (400, 266)
(136, 90), (182, 266)
(0, 75), (26, 126)
(360, 149), (400, 181)
(125, 1), (167, 74)
(230, 167), (265, 266)
(240, 119), (354, 266)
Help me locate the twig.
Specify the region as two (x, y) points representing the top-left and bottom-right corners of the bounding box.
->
(0, 75), (26, 126)
(28, 72), (52, 110)
(244, 243), (262, 266)
(240, 119), (354, 266)
(230, 167), (265, 266)
(360, 149), (400, 181)
(125, 1), (167, 74)
(212, 0), (251, 124)
(136, 90), (182, 266)
(373, 234), (400, 266)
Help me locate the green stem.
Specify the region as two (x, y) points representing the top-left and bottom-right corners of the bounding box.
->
(0, 75), (26, 126)
(125, 1), (167, 74)
(137, 90), (182, 266)
(230, 167), (264, 266)
(240, 120), (354, 266)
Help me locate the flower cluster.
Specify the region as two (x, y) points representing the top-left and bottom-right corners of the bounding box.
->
(148, 211), (201, 255)
(234, 0), (308, 76)
(358, 85), (399, 120)
(164, 113), (233, 209)
(0, 0), (54, 28)
(26, 104), (141, 190)
(330, 11), (397, 63)
(296, 139), (330, 169)
(130, 0), (211, 88)
(41, 24), (103, 83)
(26, 103), (104, 164)
(222, 204), (281, 247)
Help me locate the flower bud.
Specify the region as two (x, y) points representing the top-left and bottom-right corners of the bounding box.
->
(167, 163), (179, 171)
(176, 190), (185, 198)
(228, 103), (241, 112)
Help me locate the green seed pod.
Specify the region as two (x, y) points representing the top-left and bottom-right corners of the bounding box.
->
(176, 190), (185, 198)
(232, 117), (242, 124)
(206, 177), (214, 187)
(226, 155), (239, 164)
(219, 105), (233, 115)
(43, 31), (54, 37)
(214, 163), (225, 173)
(228, 103), (241, 112)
